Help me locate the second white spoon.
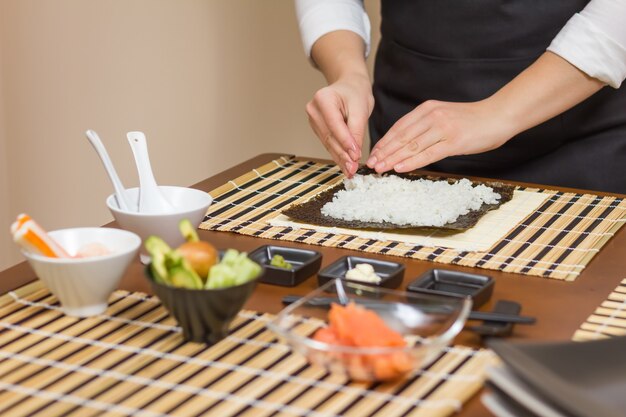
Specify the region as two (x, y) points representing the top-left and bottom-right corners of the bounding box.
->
(126, 131), (175, 214)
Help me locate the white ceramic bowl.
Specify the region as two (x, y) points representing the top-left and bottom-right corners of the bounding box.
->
(106, 186), (213, 256)
(22, 227), (141, 317)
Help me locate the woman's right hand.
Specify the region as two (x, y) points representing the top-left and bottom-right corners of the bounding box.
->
(305, 73), (374, 177)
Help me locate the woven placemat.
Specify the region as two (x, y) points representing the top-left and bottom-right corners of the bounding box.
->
(200, 156), (626, 281)
(0, 281), (494, 417)
(573, 278), (626, 341)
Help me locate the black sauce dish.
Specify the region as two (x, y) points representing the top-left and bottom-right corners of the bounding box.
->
(248, 245), (322, 287)
(317, 255), (405, 289)
(408, 268), (494, 308)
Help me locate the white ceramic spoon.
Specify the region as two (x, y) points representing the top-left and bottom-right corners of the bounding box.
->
(85, 129), (132, 211)
(126, 131), (175, 213)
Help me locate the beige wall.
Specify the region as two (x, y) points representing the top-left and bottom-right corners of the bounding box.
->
(0, 0), (381, 270)
(0, 21), (10, 269)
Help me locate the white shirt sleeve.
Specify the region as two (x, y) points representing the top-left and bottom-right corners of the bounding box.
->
(548, 0), (626, 88)
(295, 0), (371, 58)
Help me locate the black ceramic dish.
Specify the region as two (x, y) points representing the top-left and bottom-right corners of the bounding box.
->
(488, 336), (626, 417)
(407, 269), (494, 308)
(145, 267), (262, 344)
(485, 365), (569, 417)
(248, 245), (322, 287)
(484, 383), (545, 417)
(317, 256), (405, 289)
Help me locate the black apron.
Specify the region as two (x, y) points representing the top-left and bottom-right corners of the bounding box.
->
(370, 1), (626, 194)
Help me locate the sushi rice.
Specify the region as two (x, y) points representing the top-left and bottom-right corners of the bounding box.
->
(321, 174), (501, 227)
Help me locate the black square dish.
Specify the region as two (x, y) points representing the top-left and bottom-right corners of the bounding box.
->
(248, 245), (322, 287)
(317, 256), (405, 289)
(407, 269), (494, 308)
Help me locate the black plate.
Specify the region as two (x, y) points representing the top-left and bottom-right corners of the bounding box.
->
(484, 365), (569, 417)
(317, 256), (404, 289)
(407, 269), (494, 308)
(488, 336), (626, 417)
(248, 245), (322, 287)
(482, 388), (542, 417)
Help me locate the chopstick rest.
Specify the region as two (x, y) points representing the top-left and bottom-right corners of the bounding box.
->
(467, 300), (526, 337)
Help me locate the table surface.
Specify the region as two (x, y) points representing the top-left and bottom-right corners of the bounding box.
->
(2, 153), (625, 417)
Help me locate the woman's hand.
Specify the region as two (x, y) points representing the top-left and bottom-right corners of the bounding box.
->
(366, 52), (606, 174)
(306, 73), (374, 177)
(305, 30), (372, 177)
(366, 99), (516, 173)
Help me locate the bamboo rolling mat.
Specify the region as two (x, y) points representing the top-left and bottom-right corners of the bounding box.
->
(200, 156), (626, 281)
(0, 281), (495, 417)
(573, 278), (626, 341)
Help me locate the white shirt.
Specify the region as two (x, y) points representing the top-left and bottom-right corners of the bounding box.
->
(295, 0), (626, 88)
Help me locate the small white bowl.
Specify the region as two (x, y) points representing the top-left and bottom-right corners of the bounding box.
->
(22, 227), (141, 317)
(106, 186), (213, 256)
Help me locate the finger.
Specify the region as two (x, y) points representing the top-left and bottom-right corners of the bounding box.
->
(307, 105), (350, 161)
(346, 107), (369, 155)
(371, 101), (437, 152)
(345, 160), (359, 178)
(374, 127), (444, 173)
(368, 121), (431, 169)
(367, 115), (432, 169)
(308, 112), (353, 175)
(317, 132), (353, 176)
(393, 141), (451, 173)
(316, 100), (360, 161)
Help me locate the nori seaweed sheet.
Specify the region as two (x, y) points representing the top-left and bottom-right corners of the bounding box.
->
(282, 168), (515, 232)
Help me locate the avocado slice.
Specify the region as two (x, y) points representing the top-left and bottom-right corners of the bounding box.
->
(145, 235), (172, 256)
(169, 265), (203, 289)
(149, 251), (168, 284)
(145, 236), (172, 283)
(179, 219), (199, 243)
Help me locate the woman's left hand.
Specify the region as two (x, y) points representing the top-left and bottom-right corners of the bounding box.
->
(366, 98), (517, 173)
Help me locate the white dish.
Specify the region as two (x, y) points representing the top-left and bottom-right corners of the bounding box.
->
(107, 186), (212, 258)
(22, 227), (141, 317)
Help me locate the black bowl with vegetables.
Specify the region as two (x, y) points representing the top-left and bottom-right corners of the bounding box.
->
(145, 220), (264, 344)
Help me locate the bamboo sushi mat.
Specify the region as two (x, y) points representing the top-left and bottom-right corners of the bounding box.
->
(0, 281), (495, 417)
(573, 278), (626, 341)
(200, 156), (626, 281)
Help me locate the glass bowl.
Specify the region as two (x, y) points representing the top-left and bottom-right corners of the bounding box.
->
(267, 279), (471, 382)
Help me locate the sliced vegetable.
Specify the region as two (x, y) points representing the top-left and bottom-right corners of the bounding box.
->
(145, 235), (203, 289)
(179, 218), (199, 243)
(145, 223), (261, 290)
(205, 249), (261, 289)
(169, 265), (203, 289)
(150, 249), (168, 285)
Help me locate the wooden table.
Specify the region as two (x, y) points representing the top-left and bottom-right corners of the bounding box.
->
(2, 153), (625, 416)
